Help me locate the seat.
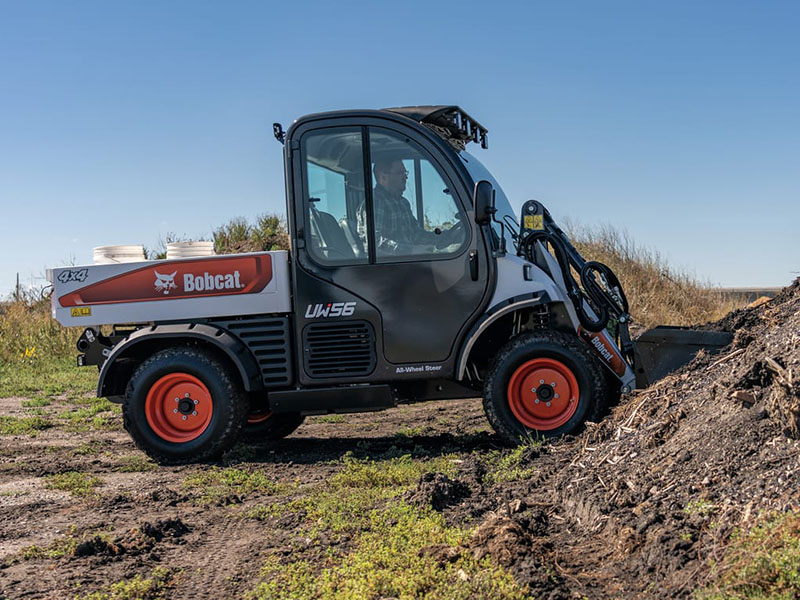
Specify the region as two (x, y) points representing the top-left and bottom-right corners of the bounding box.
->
(308, 207), (355, 262)
(339, 217), (365, 258)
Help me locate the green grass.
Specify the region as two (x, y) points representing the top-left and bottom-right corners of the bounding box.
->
(116, 455), (158, 473)
(697, 511), (800, 600)
(21, 396), (51, 408)
(247, 455), (527, 600)
(314, 414), (347, 424)
(183, 467), (288, 503)
(396, 425), (427, 437)
(18, 536), (79, 561)
(0, 357), (96, 398)
(0, 415), (52, 436)
(246, 454), (458, 534)
(75, 567), (175, 600)
(45, 471), (103, 497)
(482, 443), (538, 485)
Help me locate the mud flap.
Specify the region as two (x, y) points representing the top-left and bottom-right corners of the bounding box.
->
(633, 326), (734, 388)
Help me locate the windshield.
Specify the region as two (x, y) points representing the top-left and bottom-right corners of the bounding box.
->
(458, 151), (518, 252)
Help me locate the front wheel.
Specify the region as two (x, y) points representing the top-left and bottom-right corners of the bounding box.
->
(123, 347), (249, 464)
(483, 330), (607, 445)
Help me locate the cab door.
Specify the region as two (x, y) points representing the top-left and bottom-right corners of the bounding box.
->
(288, 117), (492, 381)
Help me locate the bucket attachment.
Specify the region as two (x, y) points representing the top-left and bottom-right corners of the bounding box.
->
(632, 326), (733, 388)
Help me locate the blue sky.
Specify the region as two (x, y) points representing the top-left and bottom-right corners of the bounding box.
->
(1, 1), (798, 296)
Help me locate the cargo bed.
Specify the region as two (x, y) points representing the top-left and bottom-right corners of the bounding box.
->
(48, 251), (291, 327)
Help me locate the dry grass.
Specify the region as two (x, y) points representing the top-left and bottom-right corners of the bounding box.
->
(567, 224), (747, 329)
(0, 294), (77, 362)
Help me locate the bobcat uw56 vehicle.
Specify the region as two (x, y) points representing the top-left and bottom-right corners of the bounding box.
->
(48, 106), (730, 464)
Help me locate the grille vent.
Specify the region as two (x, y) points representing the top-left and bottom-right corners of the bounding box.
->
(303, 320), (376, 378)
(211, 315), (293, 388)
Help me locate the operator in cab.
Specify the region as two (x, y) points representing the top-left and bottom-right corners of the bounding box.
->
(357, 158), (463, 256)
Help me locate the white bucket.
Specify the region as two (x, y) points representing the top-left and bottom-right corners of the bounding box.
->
(93, 245), (146, 264)
(166, 241), (215, 260)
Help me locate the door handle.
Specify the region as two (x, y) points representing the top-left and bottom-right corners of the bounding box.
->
(469, 250), (479, 281)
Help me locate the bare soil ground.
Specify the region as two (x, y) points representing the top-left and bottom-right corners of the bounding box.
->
(1, 280), (799, 599)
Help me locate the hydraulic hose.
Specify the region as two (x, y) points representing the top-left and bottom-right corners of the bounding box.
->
(521, 232), (628, 333)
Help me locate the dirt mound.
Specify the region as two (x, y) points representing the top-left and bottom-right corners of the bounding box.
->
(467, 278), (800, 598)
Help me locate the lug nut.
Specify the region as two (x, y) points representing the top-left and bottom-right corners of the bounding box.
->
(534, 399), (540, 404)
(192, 411), (197, 416)
(173, 408), (178, 413)
(193, 399), (199, 405)
(184, 393), (190, 398)
(546, 402), (551, 407)
(554, 394), (560, 399)
(539, 379), (545, 384)
(182, 415), (187, 420)
(551, 382), (556, 387)
(174, 398), (179, 402)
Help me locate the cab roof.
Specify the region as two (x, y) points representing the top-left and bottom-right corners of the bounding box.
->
(383, 105), (488, 150)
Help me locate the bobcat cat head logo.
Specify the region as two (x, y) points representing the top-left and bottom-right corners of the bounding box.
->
(154, 270), (178, 295)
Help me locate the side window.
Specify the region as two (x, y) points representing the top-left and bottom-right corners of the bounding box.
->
(367, 128), (468, 261)
(303, 129), (370, 265)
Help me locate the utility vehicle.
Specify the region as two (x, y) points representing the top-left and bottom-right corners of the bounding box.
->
(49, 106), (730, 463)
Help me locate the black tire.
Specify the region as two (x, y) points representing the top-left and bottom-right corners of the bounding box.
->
(122, 346), (249, 465)
(483, 330), (607, 445)
(242, 411), (304, 442)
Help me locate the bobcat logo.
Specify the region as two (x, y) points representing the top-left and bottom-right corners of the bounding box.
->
(154, 270), (178, 295)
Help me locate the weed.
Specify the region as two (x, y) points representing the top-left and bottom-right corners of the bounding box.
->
(315, 414), (347, 424)
(73, 440), (104, 456)
(248, 502), (528, 600)
(183, 467), (287, 503)
(684, 499), (716, 518)
(396, 425), (426, 437)
(0, 415), (51, 436)
(45, 472), (102, 497)
(247, 455), (458, 535)
(116, 455), (158, 473)
(21, 396), (51, 408)
(76, 566), (174, 600)
(696, 511), (800, 599)
(0, 490), (26, 497)
(482, 443), (538, 485)
(19, 537), (79, 560)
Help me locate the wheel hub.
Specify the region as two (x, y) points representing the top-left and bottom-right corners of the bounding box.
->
(145, 373), (213, 443)
(507, 358), (580, 430)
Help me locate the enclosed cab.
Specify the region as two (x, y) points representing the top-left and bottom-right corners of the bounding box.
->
(50, 105), (649, 464)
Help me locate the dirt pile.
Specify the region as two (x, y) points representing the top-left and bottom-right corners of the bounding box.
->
(468, 278), (800, 599)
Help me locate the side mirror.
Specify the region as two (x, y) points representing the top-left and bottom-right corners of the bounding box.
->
(473, 180), (495, 225)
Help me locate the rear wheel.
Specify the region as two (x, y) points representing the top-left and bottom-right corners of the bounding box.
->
(123, 347), (248, 464)
(483, 330), (607, 444)
(242, 409), (304, 442)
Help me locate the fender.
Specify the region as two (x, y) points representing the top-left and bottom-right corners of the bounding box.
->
(97, 323), (263, 398)
(455, 292), (552, 380)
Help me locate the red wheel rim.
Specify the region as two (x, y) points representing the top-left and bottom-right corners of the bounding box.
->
(145, 373), (213, 443)
(507, 358), (580, 430)
(247, 410), (272, 424)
